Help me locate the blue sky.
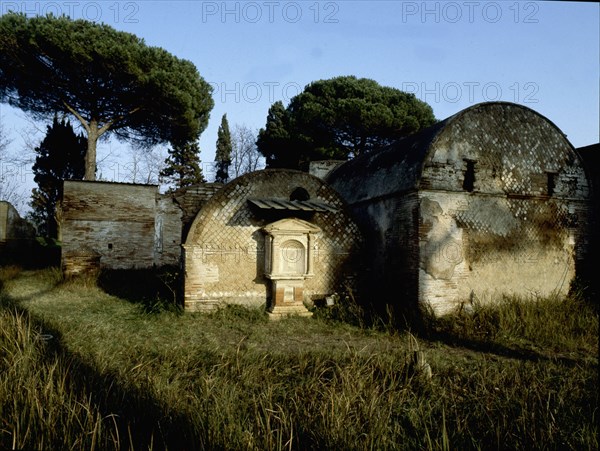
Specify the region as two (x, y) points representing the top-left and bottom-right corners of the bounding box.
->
(0, 1), (598, 207)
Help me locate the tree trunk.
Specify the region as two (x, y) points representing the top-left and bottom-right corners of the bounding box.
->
(85, 123), (98, 180)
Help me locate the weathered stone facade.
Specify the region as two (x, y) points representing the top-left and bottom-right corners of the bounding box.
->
(183, 170), (362, 313)
(59, 102), (592, 318)
(328, 102), (589, 315)
(61, 181), (182, 273)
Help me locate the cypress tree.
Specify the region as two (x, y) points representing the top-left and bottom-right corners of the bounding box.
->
(30, 116), (86, 238)
(160, 141), (205, 189)
(214, 114), (232, 183)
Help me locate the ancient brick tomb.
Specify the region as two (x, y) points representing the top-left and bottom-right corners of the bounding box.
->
(183, 170), (361, 316)
(59, 102), (592, 319)
(60, 181), (182, 275)
(328, 102), (590, 316)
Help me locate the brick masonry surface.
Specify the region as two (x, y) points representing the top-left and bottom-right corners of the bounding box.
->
(61, 181), (182, 272)
(183, 169), (362, 311)
(59, 102), (592, 318)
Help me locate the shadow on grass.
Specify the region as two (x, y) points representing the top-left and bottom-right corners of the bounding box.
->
(420, 305), (594, 367)
(0, 288), (212, 450)
(0, 238), (61, 269)
(426, 329), (587, 367)
(97, 266), (182, 314)
(0, 266), (63, 305)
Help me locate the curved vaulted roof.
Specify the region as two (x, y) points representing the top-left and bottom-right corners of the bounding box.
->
(328, 102), (587, 203)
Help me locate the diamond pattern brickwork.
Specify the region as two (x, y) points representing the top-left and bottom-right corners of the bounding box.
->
(184, 170), (362, 306)
(454, 195), (580, 265)
(423, 103), (589, 200)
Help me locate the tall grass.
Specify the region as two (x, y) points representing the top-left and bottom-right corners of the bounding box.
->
(0, 267), (597, 450)
(0, 306), (121, 449)
(430, 293), (599, 357)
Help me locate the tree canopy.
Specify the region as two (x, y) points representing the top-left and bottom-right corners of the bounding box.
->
(0, 13), (214, 180)
(257, 76), (436, 169)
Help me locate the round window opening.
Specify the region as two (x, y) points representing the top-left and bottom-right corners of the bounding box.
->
(290, 187), (310, 202)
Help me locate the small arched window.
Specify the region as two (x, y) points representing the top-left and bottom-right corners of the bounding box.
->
(290, 187), (310, 201)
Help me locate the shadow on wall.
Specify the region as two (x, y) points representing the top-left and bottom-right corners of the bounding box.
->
(575, 143), (599, 305)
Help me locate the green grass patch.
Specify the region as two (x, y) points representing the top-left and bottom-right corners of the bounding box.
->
(0, 267), (597, 450)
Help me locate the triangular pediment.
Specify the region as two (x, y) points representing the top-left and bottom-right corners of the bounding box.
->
(262, 218), (321, 235)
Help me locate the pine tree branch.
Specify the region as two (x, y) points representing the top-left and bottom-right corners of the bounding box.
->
(98, 106), (142, 136)
(62, 100), (90, 134)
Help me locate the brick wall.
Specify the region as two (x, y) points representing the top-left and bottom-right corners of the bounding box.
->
(61, 181), (182, 270)
(155, 194), (183, 266)
(172, 183), (223, 240)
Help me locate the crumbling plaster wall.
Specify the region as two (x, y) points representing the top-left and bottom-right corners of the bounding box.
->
(183, 170), (361, 312)
(418, 103), (588, 314)
(154, 194), (183, 266)
(329, 102), (589, 317)
(418, 192), (582, 315)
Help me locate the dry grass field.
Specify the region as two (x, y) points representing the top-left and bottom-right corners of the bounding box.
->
(0, 266), (597, 450)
